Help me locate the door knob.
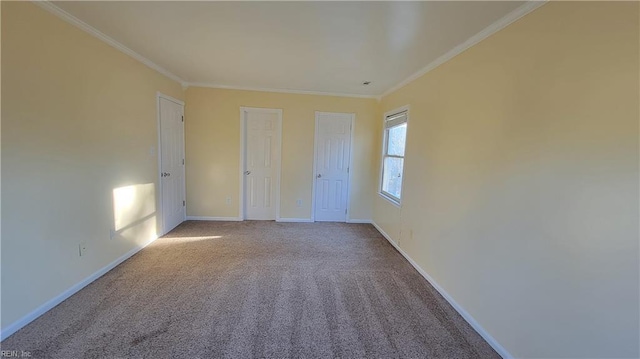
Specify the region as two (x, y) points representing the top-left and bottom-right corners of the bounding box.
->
(245, 171), (251, 175)
(317, 174), (322, 178)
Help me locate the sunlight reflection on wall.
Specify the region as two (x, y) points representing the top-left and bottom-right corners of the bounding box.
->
(113, 183), (157, 243)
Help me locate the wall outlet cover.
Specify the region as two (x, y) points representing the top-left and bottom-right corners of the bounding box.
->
(78, 242), (87, 257)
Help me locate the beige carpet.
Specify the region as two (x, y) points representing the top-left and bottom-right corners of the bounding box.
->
(2, 221), (499, 358)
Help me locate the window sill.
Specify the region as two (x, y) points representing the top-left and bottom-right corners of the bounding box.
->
(378, 192), (401, 208)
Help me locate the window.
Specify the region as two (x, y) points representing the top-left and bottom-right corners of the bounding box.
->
(380, 109), (407, 204)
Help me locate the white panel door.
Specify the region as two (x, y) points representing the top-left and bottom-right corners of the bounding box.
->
(244, 110), (280, 220)
(159, 96), (185, 234)
(314, 112), (352, 222)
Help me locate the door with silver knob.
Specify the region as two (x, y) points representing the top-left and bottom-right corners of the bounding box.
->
(159, 95), (185, 234)
(242, 108), (281, 220)
(313, 112), (353, 222)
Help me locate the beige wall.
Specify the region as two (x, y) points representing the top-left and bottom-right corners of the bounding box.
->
(3, 1), (638, 357)
(184, 87), (378, 221)
(373, 2), (639, 358)
(1, 2), (183, 329)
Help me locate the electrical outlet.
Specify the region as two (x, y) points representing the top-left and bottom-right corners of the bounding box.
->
(78, 242), (87, 257)
(226, 196), (232, 205)
(296, 199), (303, 207)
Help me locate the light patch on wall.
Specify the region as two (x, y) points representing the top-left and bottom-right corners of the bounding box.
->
(113, 183), (156, 232)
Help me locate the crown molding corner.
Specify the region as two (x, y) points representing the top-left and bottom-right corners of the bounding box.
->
(33, 0), (186, 86)
(186, 82), (379, 100)
(378, 0), (547, 99)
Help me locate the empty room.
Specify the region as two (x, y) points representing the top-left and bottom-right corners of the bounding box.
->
(1, 1), (638, 358)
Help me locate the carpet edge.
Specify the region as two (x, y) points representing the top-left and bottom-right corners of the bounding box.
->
(0, 234), (159, 341)
(370, 221), (512, 359)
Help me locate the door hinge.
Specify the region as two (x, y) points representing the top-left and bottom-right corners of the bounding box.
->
(181, 115), (184, 122)
(347, 167), (350, 174)
(183, 200), (186, 206)
(345, 209), (347, 214)
(182, 159), (185, 165)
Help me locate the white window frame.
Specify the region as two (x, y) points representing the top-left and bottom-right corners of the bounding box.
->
(379, 105), (409, 206)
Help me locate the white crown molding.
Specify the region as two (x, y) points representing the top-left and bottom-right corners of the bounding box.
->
(379, 1), (547, 99)
(33, 0), (544, 102)
(186, 82), (379, 100)
(33, 0), (188, 87)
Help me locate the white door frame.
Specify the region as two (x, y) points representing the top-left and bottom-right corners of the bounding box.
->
(156, 92), (186, 236)
(239, 107), (283, 221)
(311, 111), (355, 222)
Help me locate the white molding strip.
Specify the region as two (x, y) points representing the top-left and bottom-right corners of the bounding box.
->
(379, 1), (546, 98)
(371, 222), (398, 246)
(33, 1), (187, 87)
(276, 218), (314, 223)
(186, 216), (242, 221)
(371, 221), (513, 359)
(0, 235), (159, 341)
(347, 219), (372, 224)
(32, 0), (543, 102)
(186, 83), (378, 100)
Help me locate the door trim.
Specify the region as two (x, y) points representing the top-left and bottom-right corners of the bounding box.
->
(311, 111), (355, 222)
(157, 92), (186, 236)
(239, 107), (283, 221)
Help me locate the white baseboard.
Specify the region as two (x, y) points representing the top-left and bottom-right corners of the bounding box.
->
(185, 217), (370, 224)
(371, 222), (398, 245)
(276, 218), (313, 223)
(0, 235), (159, 341)
(371, 221), (512, 359)
(346, 219), (372, 224)
(186, 216), (242, 221)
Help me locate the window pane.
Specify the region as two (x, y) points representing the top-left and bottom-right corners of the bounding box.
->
(382, 157), (404, 199)
(387, 123), (406, 156)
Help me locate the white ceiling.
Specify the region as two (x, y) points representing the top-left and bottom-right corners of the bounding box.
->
(52, 1), (527, 97)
